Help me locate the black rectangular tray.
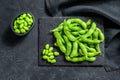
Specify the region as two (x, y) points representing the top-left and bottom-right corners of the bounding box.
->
(38, 17), (104, 66)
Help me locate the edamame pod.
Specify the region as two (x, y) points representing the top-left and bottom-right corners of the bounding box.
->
(63, 35), (72, 56)
(67, 18), (87, 29)
(56, 39), (66, 53)
(53, 31), (65, 43)
(63, 20), (76, 41)
(70, 41), (79, 57)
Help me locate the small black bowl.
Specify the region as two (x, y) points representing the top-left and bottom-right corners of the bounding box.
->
(11, 12), (35, 36)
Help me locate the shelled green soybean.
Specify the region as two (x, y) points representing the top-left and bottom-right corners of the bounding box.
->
(13, 13), (34, 34)
(42, 44), (59, 64)
(51, 18), (105, 63)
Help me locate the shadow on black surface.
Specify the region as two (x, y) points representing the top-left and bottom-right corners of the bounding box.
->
(2, 25), (26, 46)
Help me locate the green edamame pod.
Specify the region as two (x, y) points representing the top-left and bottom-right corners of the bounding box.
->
(80, 37), (101, 44)
(71, 32), (80, 36)
(65, 56), (71, 61)
(86, 47), (96, 52)
(87, 52), (100, 57)
(67, 18), (87, 29)
(68, 25), (82, 31)
(93, 29), (98, 40)
(95, 44), (101, 53)
(82, 22), (96, 38)
(97, 28), (105, 42)
(63, 35), (72, 56)
(86, 57), (96, 62)
(79, 49), (84, 56)
(53, 31), (65, 43)
(70, 41), (79, 57)
(78, 42), (88, 59)
(64, 20), (76, 41)
(51, 23), (63, 32)
(86, 19), (92, 26)
(79, 30), (88, 35)
(56, 39), (66, 53)
(71, 57), (79, 62)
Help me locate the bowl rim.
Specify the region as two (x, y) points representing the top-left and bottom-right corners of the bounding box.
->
(11, 12), (35, 36)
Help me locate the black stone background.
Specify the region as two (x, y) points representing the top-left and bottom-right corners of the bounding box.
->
(0, 0), (120, 80)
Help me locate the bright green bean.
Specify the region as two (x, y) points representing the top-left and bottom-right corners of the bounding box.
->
(63, 35), (72, 56)
(70, 41), (79, 57)
(56, 39), (66, 53)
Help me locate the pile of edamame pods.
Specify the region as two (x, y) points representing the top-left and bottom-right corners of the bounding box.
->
(51, 18), (104, 63)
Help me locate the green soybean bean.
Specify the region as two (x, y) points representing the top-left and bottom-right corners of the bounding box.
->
(67, 18), (87, 29)
(51, 59), (56, 64)
(15, 29), (20, 34)
(53, 31), (65, 43)
(48, 47), (53, 53)
(45, 44), (50, 50)
(27, 13), (32, 18)
(45, 50), (49, 55)
(49, 52), (54, 56)
(20, 29), (26, 34)
(23, 27), (29, 31)
(51, 23), (63, 32)
(56, 39), (66, 53)
(64, 21), (76, 41)
(63, 35), (72, 56)
(82, 22), (96, 38)
(42, 49), (46, 55)
(70, 41), (79, 57)
(78, 42), (88, 59)
(42, 55), (48, 60)
(97, 28), (105, 42)
(49, 56), (55, 59)
(54, 52), (59, 56)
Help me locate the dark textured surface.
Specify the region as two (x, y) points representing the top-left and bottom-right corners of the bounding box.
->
(39, 17), (104, 66)
(0, 0), (120, 80)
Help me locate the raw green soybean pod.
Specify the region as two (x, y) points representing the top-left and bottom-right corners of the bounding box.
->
(83, 22), (96, 38)
(97, 28), (105, 42)
(53, 31), (65, 43)
(67, 18), (87, 29)
(78, 42), (88, 59)
(87, 52), (100, 57)
(56, 39), (66, 54)
(79, 30), (88, 35)
(86, 57), (96, 62)
(80, 37), (101, 44)
(70, 41), (78, 57)
(65, 56), (71, 61)
(71, 57), (79, 62)
(93, 29), (101, 53)
(63, 35), (72, 56)
(63, 20), (76, 41)
(51, 23), (63, 32)
(86, 47), (96, 52)
(86, 19), (92, 26)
